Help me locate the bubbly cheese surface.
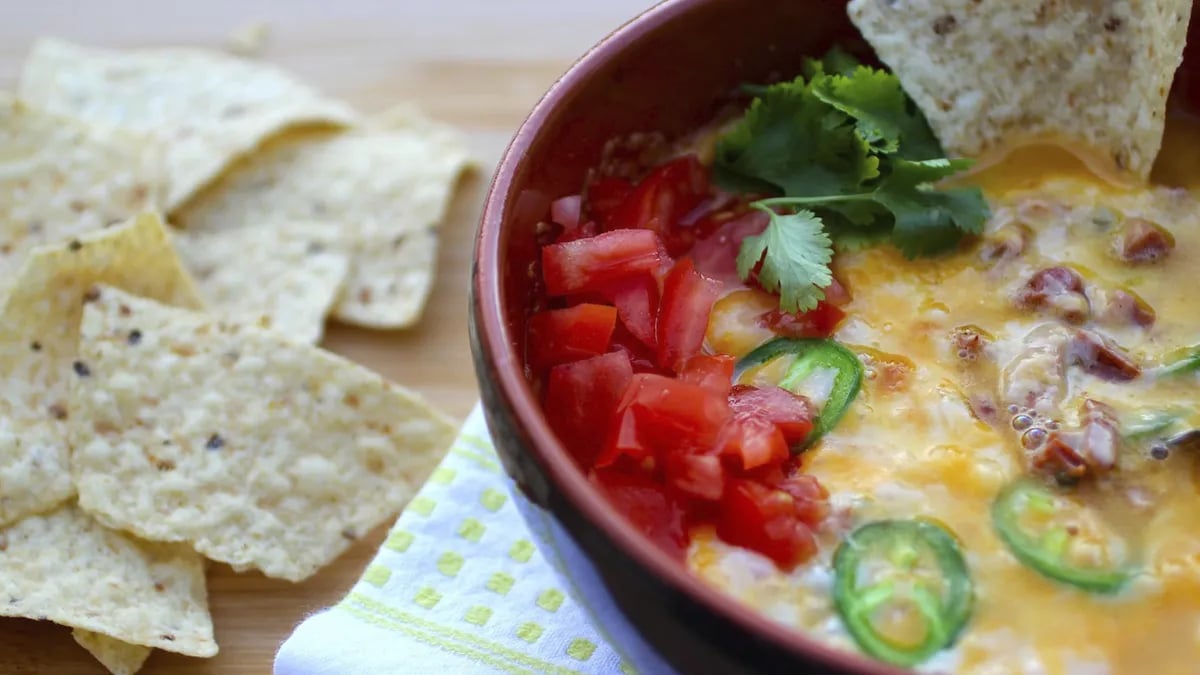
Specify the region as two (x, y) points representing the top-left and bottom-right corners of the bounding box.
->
(694, 119), (1200, 674)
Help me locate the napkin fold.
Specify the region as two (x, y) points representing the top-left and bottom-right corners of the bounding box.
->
(275, 405), (632, 675)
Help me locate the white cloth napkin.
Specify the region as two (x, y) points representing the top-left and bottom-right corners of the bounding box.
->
(274, 405), (633, 675)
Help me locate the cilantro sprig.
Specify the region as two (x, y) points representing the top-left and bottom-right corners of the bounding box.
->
(715, 50), (989, 312)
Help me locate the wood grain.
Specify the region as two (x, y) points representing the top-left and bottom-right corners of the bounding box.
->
(0, 1), (651, 672)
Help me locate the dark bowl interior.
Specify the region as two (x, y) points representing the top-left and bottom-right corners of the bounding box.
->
(472, 1), (1200, 673)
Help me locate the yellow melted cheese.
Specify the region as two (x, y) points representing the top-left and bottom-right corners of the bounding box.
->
(692, 118), (1200, 674)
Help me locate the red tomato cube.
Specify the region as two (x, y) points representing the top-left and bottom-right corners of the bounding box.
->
(527, 304), (618, 370)
(544, 351), (634, 465)
(542, 229), (663, 296)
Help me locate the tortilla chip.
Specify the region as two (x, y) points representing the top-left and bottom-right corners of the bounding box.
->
(18, 39), (358, 209)
(174, 106), (470, 328)
(847, 0), (1192, 180)
(70, 286), (456, 581)
(0, 213), (202, 526)
(171, 223), (349, 343)
(0, 505), (215, 657)
(0, 94), (163, 293)
(72, 629), (153, 675)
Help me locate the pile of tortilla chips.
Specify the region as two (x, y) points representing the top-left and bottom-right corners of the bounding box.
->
(1, 39), (465, 673)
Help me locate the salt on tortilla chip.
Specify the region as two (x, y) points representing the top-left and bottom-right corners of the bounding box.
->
(72, 629), (153, 675)
(0, 94), (163, 292)
(0, 505), (215, 657)
(171, 223), (350, 343)
(18, 38), (358, 209)
(174, 106), (470, 329)
(847, 0), (1193, 181)
(70, 286), (456, 581)
(0, 213), (202, 527)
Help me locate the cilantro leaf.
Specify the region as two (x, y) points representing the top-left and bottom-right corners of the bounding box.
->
(715, 50), (991, 312)
(872, 159), (988, 257)
(811, 66), (942, 160)
(737, 206), (833, 313)
(715, 79), (879, 199)
(802, 46), (861, 80)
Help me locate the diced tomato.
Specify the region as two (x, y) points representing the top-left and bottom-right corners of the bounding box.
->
(656, 258), (721, 372)
(716, 479), (819, 570)
(728, 385), (815, 447)
(778, 474), (829, 526)
(542, 229), (663, 296)
(544, 351), (634, 465)
(592, 468), (688, 560)
(607, 373), (731, 461)
(527, 304), (617, 370)
(663, 453), (725, 501)
(550, 194), (582, 230)
(758, 301), (846, 339)
(822, 277), (852, 306)
(608, 156), (710, 255)
(608, 321), (662, 374)
(586, 177), (634, 225)
(599, 275), (659, 348)
(679, 354), (735, 395)
(690, 210), (769, 286)
(716, 413), (789, 471)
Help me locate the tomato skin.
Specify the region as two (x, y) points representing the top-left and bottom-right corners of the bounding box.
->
(599, 275), (659, 348)
(591, 468), (688, 560)
(544, 351), (634, 465)
(716, 413), (789, 470)
(716, 479), (819, 570)
(759, 301), (847, 339)
(656, 258), (721, 372)
(609, 156), (711, 255)
(728, 385), (815, 447)
(679, 353), (735, 395)
(527, 304), (617, 370)
(542, 229), (663, 296)
(602, 373), (732, 464)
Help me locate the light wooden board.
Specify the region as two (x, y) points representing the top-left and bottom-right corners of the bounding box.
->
(0, 1), (651, 672)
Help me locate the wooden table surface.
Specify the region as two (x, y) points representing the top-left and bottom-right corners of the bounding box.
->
(0, 1), (651, 671)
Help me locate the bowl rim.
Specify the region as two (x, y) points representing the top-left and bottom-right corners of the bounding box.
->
(474, 1), (903, 673)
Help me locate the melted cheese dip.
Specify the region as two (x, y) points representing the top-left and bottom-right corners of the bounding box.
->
(694, 120), (1200, 674)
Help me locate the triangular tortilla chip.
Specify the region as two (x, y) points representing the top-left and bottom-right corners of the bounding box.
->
(0, 213), (202, 526)
(171, 223), (350, 343)
(70, 286), (456, 581)
(72, 629), (153, 675)
(0, 505), (215, 657)
(0, 94), (163, 293)
(18, 39), (358, 209)
(174, 106), (470, 328)
(847, 0), (1193, 180)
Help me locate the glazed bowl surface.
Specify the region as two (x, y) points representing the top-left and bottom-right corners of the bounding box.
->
(470, 1), (898, 673)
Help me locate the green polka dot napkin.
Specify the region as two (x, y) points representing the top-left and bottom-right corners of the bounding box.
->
(275, 405), (633, 674)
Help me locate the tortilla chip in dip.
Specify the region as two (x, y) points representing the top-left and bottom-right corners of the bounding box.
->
(70, 286), (456, 581)
(173, 106), (470, 329)
(18, 38), (358, 209)
(171, 223), (350, 343)
(847, 0), (1193, 180)
(0, 93), (163, 293)
(0, 213), (201, 527)
(0, 505), (215, 657)
(72, 629), (153, 675)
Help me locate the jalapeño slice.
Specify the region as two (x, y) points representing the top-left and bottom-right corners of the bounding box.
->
(1121, 407), (1185, 440)
(1157, 344), (1200, 378)
(833, 520), (974, 667)
(735, 338), (862, 448)
(991, 481), (1134, 594)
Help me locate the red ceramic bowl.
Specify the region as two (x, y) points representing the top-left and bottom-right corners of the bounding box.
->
(470, 1), (1200, 673)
